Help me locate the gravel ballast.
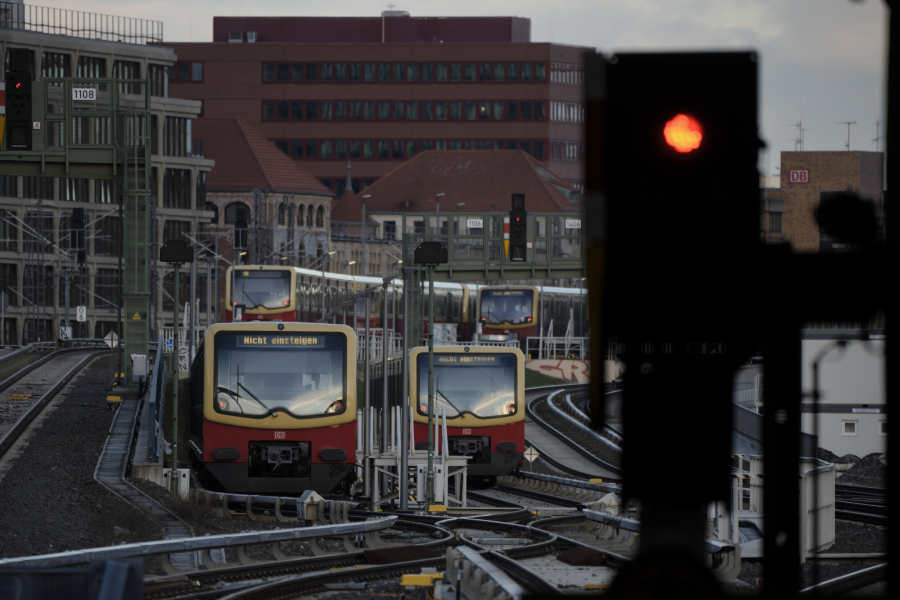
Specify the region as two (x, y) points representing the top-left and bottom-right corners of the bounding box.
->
(0, 356), (162, 559)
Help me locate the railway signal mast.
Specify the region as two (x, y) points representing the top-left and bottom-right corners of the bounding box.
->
(414, 240), (448, 508)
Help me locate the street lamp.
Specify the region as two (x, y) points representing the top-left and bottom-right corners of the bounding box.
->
(361, 194), (371, 277)
(343, 260), (356, 274)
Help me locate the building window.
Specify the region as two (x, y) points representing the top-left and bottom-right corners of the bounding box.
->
(534, 141), (545, 159)
(364, 102), (375, 120)
(450, 102), (461, 120)
(770, 213), (783, 233)
(393, 102), (404, 120)
(535, 102), (546, 120)
(522, 63), (532, 81)
(392, 141), (403, 158)
(349, 141), (360, 158)
(521, 103), (532, 119)
(378, 141), (389, 159)
(23, 265), (54, 306)
(0, 210), (17, 252)
(163, 169), (191, 209)
(335, 141), (347, 159)
(316, 206), (325, 228)
(321, 102), (333, 120)
(320, 141), (332, 158)
(406, 141), (418, 158)
(113, 60), (141, 94)
(349, 64), (361, 81)
(61, 178), (89, 202)
(450, 64), (462, 82)
(335, 64), (346, 81)
(384, 221), (396, 241)
(508, 63), (518, 81)
(321, 64), (332, 81)
(77, 56), (106, 78)
(306, 64), (318, 81)
(147, 64), (167, 97)
(363, 141), (374, 158)
(224, 203), (249, 227)
(535, 63), (546, 81)
(306, 141), (317, 158)
(41, 52), (71, 77)
(276, 140), (289, 155)
(164, 117), (192, 157)
(350, 102), (361, 120)
(0, 264), (17, 305)
(422, 64), (433, 81)
(22, 177), (54, 201)
(335, 102), (346, 119)
(307, 205), (314, 227)
(95, 180), (114, 204)
(377, 64), (389, 82)
(306, 102), (318, 120)
(507, 102), (518, 120)
(364, 64), (375, 82)
(94, 216), (121, 257)
(407, 64), (418, 81)
(263, 63), (275, 81)
(378, 102), (390, 120)
(436, 63), (448, 82)
(465, 63), (476, 82)
(263, 102), (275, 120)
(422, 102), (433, 120)
(842, 420), (858, 436)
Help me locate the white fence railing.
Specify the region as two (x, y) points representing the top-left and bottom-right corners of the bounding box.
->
(525, 335), (589, 360)
(733, 374), (763, 411)
(747, 455), (835, 562)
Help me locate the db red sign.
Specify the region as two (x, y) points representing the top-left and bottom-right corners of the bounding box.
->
(789, 169), (809, 184)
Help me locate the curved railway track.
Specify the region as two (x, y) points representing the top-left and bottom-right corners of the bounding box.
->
(527, 387), (623, 476)
(0, 347), (107, 463)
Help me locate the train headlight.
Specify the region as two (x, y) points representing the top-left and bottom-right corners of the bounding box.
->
(216, 395), (231, 412)
(526, 316), (532, 322)
(506, 403), (517, 415)
(325, 399), (344, 414)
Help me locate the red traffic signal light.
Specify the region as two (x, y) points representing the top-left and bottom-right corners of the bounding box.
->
(664, 114), (703, 153)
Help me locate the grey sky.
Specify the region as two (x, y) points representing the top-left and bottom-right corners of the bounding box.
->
(49, 0), (888, 174)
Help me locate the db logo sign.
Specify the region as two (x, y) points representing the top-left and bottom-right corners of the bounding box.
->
(274, 431), (285, 439)
(462, 429), (472, 435)
(789, 169), (809, 184)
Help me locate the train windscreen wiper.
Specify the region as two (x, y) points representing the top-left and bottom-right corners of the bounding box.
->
(238, 381), (274, 415)
(485, 309), (503, 324)
(435, 388), (463, 415)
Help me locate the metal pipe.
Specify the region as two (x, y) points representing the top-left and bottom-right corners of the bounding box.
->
(426, 264), (435, 506)
(381, 284), (390, 499)
(170, 263), (180, 495)
(189, 257), (196, 365)
(399, 270), (410, 509)
(364, 291), (371, 504)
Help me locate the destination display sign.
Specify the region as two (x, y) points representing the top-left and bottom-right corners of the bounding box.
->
(435, 354), (502, 365)
(484, 290), (526, 296)
(237, 334), (325, 348)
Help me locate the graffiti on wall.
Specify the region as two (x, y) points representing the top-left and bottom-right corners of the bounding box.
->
(526, 359), (591, 383)
(525, 359), (625, 384)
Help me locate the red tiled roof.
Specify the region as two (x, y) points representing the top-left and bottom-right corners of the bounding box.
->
(331, 188), (365, 222)
(193, 118), (332, 196)
(341, 151), (580, 216)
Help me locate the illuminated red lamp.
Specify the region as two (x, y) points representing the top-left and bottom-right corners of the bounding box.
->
(664, 114), (703, 153)
(284, 300), (290, 307)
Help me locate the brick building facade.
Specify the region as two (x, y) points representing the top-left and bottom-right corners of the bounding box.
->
(779, 151), (883, 252)
(164, 13), (589, 194)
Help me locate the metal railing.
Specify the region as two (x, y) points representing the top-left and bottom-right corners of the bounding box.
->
(0, 2), (163, 44)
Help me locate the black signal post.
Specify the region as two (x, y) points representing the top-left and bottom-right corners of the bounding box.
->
(508, 193), (527, 261)
(160, 239), (194, 496)
(4, 49), (34, 152)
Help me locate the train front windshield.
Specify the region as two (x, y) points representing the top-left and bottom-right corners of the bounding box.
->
(232, 270), (292, 310)
(416, 353), (517, 419)
(479, 289), (534, 325)
(214, 332), (346, 418)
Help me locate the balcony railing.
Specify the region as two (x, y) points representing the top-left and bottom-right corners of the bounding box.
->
(0, 2), (163, 44)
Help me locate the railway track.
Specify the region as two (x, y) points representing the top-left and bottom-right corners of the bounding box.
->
(0, 347), (106, 463)
(834, 483), (887, 526)
(527, 387), (623, 475)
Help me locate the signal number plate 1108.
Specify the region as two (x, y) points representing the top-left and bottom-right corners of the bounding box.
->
(72, 88), (96, 101)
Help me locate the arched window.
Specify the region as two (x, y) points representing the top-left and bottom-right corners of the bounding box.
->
(298, 244), (306, 266)
(278, 203), (287, 226)
(297, 204), (305, 226)
(317, 243), (324, 259)
(224, 202), (250, 224)
(306, 205), (314, 227)
(204, 202), (219, 225)
(316, 205), (325, 228)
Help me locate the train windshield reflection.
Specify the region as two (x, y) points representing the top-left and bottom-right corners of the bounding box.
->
(214, 332), (346, 417)
(479, 289), (534, 325)
(416, 353), (517, 419)
(233, 270), (292, 310)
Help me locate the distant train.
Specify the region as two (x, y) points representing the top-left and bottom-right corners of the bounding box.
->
(189, 322), (357, 495)
(477, 285), (589, 348)
(409, 346), (525, 481)
(225, 265), (477, 339)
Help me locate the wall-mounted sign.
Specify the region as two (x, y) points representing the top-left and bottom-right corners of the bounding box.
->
(789, 169), (809, 184)
(565, 219), (582, 229)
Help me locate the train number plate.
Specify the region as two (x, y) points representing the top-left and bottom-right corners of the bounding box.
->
(462, 429), (472, 435)
(273, 431), (286, 439)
